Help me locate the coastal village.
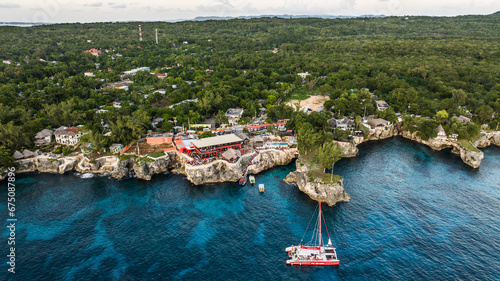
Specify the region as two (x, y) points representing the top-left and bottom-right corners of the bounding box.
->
(4, 64), (500, 205)
(2, 31), (500, 207)
(2, 15), (500, 280)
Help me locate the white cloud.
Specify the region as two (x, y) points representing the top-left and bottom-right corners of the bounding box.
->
(111, 4), (127, 9)
(0, 3), (20, 8)
(83, 2), (103, 8)
(1, 0), (499, 23)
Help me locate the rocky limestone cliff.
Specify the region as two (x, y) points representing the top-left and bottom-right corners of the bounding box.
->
(333, 140), (359, 158)
(284, 158), (350, 206)
(400, 130), (484, 168)
(332, 125), (398, 158)
(474, 131), (500, 148)
(11, 151), (183, 181)
(16, 156), (80, 174)
(185, 149), (297, 185)
(111, 157), (135, 178)
(133, 152), (181, 180)
(185, 156), (248, 185)
(247, 149), (296, 174)
(76, 156), (118, 174)
(365, 125), (399, 141)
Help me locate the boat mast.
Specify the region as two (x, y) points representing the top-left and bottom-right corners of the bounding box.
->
(319, 202), (322, 248)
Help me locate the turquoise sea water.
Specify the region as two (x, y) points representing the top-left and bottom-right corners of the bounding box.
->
(1, 137), (499, 280)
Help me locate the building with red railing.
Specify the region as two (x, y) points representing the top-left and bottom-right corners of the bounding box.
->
(190, 134), (243, 158)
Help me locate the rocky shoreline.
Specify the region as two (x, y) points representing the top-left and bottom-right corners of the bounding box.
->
(2, 129), (499, 207)
(283, 158), (350, 206)
(184, 149), (296, 185)
(334, 126), (500, 169)
(7, 151), (182, 181)
(5, 149), (297, 184)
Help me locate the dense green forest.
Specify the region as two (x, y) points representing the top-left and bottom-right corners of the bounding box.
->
(0, 13), (499, 160)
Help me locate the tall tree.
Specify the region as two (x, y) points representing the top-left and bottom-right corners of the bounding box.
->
(316, 142), (343, 182)
(297, 124), (319, 155)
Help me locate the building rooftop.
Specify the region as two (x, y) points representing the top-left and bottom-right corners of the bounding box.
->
(376, 100), (389, 108)
(368, 118), (389, 128)
(437, 125), (446, 134)
(235, 133), (249, 140)
(192, 134), (242, 149)
(222, 149), (241, 161)
(338, 118), (355, 126)
(35, 129), (53, 139)
(54, 126), (81, 136)
(13, 151), (24, 159)
(225, 108), (244, 117)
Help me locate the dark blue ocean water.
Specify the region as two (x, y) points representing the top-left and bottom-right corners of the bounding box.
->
(1, 137), (500, 280)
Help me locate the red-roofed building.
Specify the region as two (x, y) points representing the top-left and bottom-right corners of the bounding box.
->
(175, 139), (186, 153)
(83, 48), (101, 56)
(153, 73), (167, 79)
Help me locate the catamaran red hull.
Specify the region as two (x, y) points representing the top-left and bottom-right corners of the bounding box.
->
(286, 259), (340, 266)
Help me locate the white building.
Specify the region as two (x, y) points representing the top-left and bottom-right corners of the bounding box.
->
(54, 126), (83, 146)
(297, 72), (311, 80)
(95, 109), (108, 114)
(336, 118), (356, 132)
(123, 67), (150, 76)
(84, 72), (95, 77)
(437, 125), (447, 139)
(154, 89), (166, 95)
(225, 108), (245, 125)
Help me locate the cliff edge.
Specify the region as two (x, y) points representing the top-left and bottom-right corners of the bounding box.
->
(185, 149), (296, 185)
(284, 157), (350, 206)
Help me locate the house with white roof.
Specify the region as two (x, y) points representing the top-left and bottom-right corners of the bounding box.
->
(225, 108), (244, 125)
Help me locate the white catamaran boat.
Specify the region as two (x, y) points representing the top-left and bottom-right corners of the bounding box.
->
(285, 202), (339, 266)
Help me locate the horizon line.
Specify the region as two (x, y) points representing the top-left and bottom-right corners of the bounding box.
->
(1, 11), (499, 25)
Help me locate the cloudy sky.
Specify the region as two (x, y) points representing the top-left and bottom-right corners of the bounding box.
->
(0, 0), (499, 23)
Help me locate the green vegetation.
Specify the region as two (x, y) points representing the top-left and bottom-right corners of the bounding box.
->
(307, 169), (343, 185)
(285, 89), (311, 102)
(299, 144), (343, 184)
(148, 152), (166, 158)
(458, 139), (481, 153)
(62, 145), (74, 156)
(137, 157), (154, 165)
(0, 146), (17, 169)
(199, 131), (215, 139)
(0, 14), (500, 168)
(119, 154), (136, 161)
